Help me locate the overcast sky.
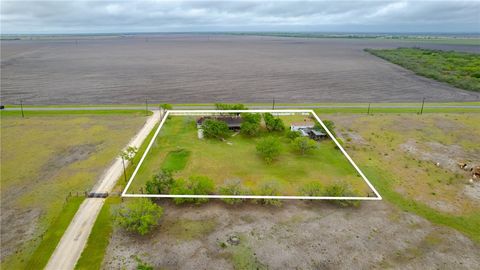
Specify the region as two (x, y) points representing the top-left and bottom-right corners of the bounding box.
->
(1, 0), (479, 34)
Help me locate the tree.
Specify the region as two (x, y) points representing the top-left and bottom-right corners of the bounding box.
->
(215, 103), (247, 110)
(285, 130), (301, 141)
(145, 169), (174, 194)
(219, 179), (247, 205)
(263, 113), (285, 132)
(293, 137), (317, 155)
(256, 137), (281, 163)
(115, 198), (163, 235)
(170, 175), (215, 204)
(160, 103), (173, 110)
(314, 120), (335, 136)
(121, 146), (138, 165)
(240, 113), (261, 136)
(202, 119), (231, 140)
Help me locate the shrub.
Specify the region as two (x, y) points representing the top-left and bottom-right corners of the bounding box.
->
(314, 120), (335, 136)
(160, 103), (173, 110)
(240, 113), (261, 136)
(263, 113), (285, 132)
(300, 182), (323, 197)
(215, 103), (247, 110)
(219, 179), (247, 205)
(292, 137), (317, 155)
(256, 137), (281, 163)
(285, 130), (301, 141)
(115, 198), (163, 235)
(145, 169), (174, 194)
(323, 183), (360, 207)
(254, 182), (282, 206)
(202, 119), (231, 140)
(170, 176), (215, 204)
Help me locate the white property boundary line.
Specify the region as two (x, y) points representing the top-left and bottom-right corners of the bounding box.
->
(122, 109), (382, 201)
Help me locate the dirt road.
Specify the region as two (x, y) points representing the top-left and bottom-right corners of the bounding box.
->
(44, 110), (161, 270)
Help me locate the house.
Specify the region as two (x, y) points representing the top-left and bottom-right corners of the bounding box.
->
(290, 121), (327, 141)
(196, 116), (243, 131)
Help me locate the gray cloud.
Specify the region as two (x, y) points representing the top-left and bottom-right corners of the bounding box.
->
(1, 0), (479, 34)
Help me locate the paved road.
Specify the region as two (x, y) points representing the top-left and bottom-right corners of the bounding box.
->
(3, 104), (480, 111)
(45, 110), (161, 270)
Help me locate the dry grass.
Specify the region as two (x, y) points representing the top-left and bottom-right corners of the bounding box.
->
(0, 112), (147, 269)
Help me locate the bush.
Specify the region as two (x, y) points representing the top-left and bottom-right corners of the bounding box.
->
(115, 198), (163, 235)
(292, 137), (317, 155)
(240, 113), (261, 136)
(145, 169), (174, 194)
(254, 182), (282, 206)
(219, 179), (247, 205)
(256, 137), (281, 163)
(300, 182), (323, 197)
(215, 103), (247, 110)
(202, 119), (231, 140)
(160, 103), (173, 110)
(323, 183), (360, 207)
(263, 113), (285, 132)
(314, 120), (335, 136)
(170, 176), (215, 204)
(285, 130), (301, 141)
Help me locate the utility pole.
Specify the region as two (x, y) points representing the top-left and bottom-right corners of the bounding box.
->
(419, 97), (425, 115)
(272, 98), (276, 110)
(367, 103), (371, 115)
(20, 99), (24, 118)
(121, 157), (127, 183)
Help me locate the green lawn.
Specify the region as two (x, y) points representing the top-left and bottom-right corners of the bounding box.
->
(0, 111), (148, 269)
(127, 114), (371, 196)
(366, 48), (480, 92)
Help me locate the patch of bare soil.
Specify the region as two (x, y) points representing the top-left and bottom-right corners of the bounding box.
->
(103, 201), (479, 269)
(464, 182), (480, 200)
(0, 207), (41, 261)
(400, 139), (477, 173)
(41, 143), (99, 180)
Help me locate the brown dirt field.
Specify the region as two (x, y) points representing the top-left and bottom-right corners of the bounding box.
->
(103, 200), (480, 270)
(1, 35), (479, 105)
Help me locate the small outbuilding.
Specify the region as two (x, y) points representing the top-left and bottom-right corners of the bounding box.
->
(290, 121), (327, 141)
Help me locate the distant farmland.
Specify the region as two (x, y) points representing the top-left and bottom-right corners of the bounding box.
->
(1, 35), (479, 105)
